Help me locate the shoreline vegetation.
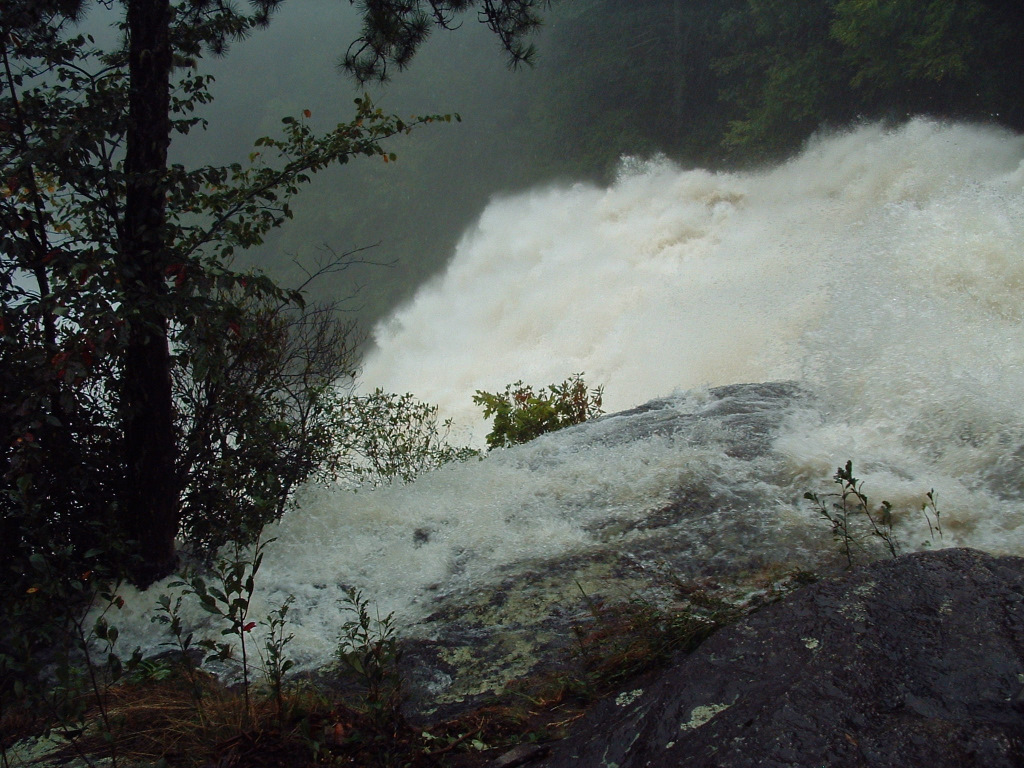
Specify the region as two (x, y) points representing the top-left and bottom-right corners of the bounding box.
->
(1, 540), (809, 768)
(2, 452), (946, 768)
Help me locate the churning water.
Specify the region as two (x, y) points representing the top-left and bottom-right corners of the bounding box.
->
(114, 119), (1024, 670)
(362, 118), (1024, 438)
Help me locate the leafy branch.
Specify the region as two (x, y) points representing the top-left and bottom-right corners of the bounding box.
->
(473, 373), (604, 450)
(804, 460), (898, 568)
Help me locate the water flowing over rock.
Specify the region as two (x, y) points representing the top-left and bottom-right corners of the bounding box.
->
(108, 121), (1024, 688)
(394, 381), (846, 715)
(536, 548), (1024, 768)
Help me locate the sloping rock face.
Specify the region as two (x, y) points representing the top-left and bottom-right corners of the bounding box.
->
(538, 548), (1024, 768)
(397, 382), (844, 716)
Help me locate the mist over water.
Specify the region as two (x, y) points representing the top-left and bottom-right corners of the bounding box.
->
(114, 120), (1024, 670)
(362, 119), (1024, 440)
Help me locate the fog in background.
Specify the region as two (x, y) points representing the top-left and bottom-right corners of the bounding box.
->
(162, 1), (570, 336)
(80, 0), (1024, 358)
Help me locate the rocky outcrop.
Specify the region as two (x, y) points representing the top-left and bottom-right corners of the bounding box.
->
(536, 548), (1024, 768)
(397, 382), (841, 716)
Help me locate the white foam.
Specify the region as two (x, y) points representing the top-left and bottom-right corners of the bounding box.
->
(111, 120), (1024, 670)
(362, 120), (1024, 445)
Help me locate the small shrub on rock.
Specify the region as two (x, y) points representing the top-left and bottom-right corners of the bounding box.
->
(473, 374), (604, 450)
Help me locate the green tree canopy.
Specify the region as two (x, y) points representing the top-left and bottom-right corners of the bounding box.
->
(1, 0), (550, 587)
(716, 0), (1024, 157)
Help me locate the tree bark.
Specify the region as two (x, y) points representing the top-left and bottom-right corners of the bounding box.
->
(120, 0), (179, 587)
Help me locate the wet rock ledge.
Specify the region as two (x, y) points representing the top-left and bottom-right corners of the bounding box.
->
(536, 547), (1024, 768)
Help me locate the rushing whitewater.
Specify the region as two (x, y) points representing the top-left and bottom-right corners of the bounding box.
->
(362, 119), (1024, 436)
(113, 120), (1024, 672)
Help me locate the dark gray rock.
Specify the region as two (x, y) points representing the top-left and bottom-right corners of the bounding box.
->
(537, 548), (1024, 768)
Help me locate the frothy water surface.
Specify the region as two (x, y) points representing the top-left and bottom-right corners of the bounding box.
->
(115, 120), (1024, 671)
(362, 119), (1024, 440)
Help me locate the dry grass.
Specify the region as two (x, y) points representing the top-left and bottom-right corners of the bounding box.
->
(2, 566), (816, 768)
(9, 666), (458, 768)
(6, 667), (337, 768)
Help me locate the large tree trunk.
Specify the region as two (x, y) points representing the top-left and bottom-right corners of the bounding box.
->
(120, 0), (179, 587)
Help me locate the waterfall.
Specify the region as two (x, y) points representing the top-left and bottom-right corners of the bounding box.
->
(112, 119), (1024, 672)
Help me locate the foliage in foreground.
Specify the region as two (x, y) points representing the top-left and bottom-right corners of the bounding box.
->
(0, 0), (461, 593)
(2, 0), (551, 593)
(806, 460), (943, 568)
(2, 537), (801, 768)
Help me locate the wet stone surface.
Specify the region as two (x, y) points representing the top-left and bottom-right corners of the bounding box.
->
(394, 382), (837, 718)
(536, 548), (1024, 768)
